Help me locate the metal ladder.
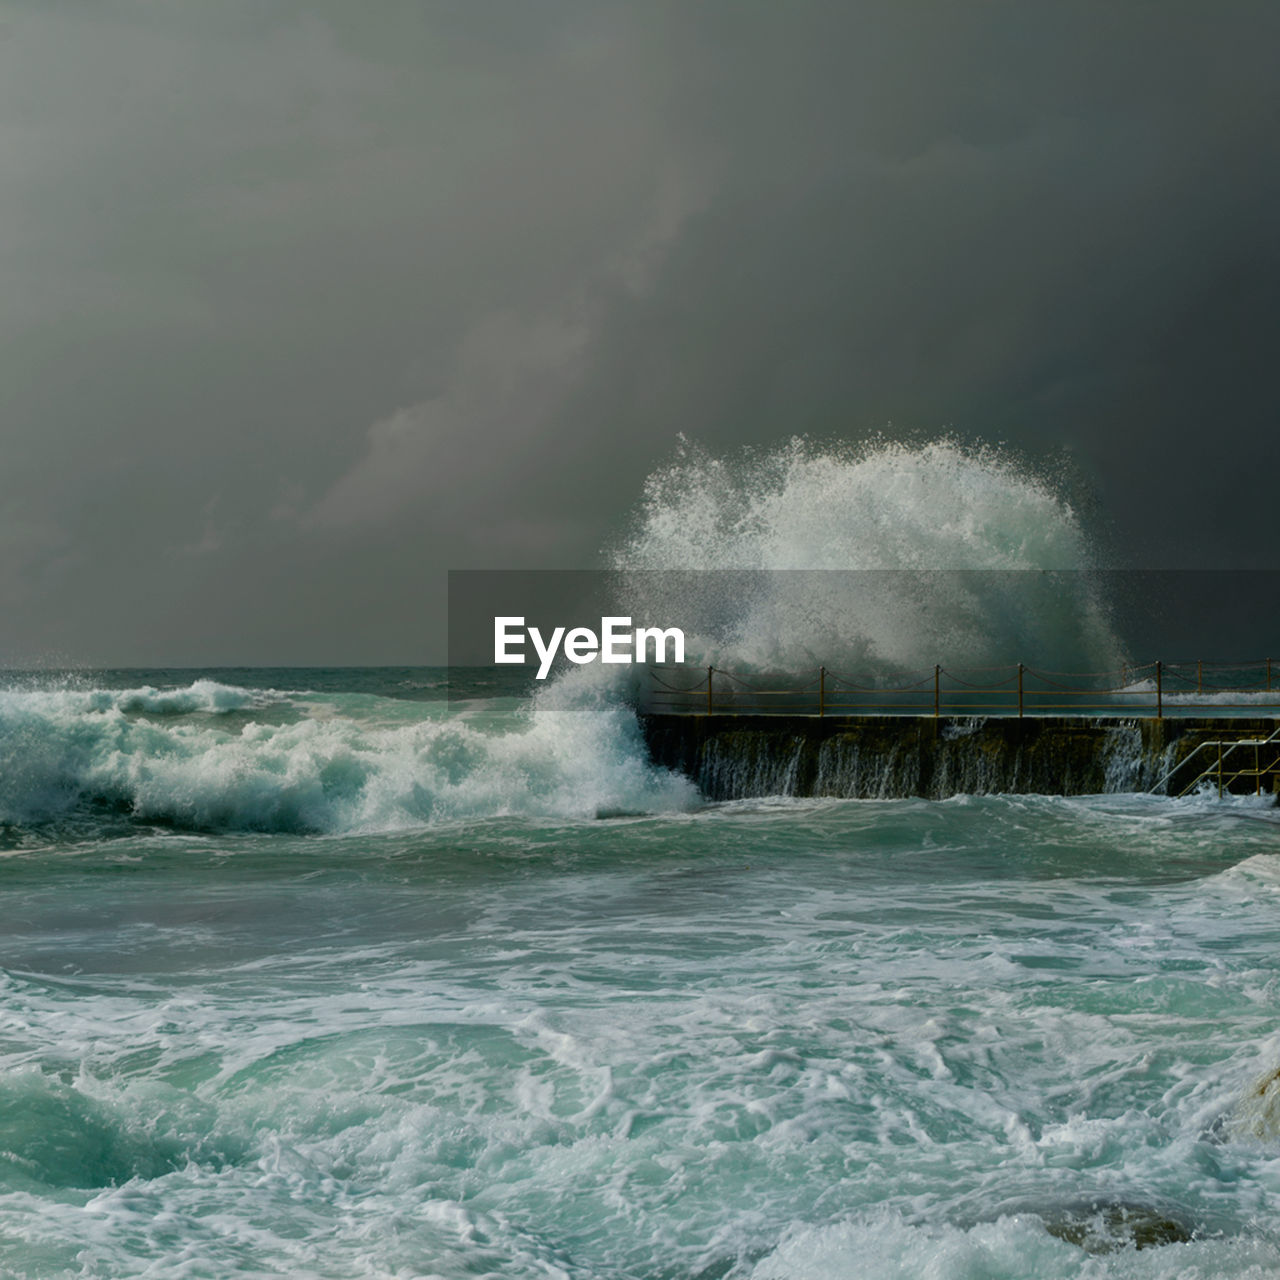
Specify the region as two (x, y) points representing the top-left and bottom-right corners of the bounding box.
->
(1151, 724), (1280, 797)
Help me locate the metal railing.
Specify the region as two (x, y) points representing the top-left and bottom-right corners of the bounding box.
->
(1150, 725), (1280, 797)
(645, 658), (1279, 718)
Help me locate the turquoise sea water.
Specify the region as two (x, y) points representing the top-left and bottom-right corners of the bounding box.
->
(2, 668), (1280, 1278)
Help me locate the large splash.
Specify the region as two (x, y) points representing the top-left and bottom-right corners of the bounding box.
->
(616, 437), (1093, 572)
(610, 437), (1123, 673)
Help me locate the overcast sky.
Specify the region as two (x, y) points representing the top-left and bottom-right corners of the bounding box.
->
(2, 1), (1277, 664)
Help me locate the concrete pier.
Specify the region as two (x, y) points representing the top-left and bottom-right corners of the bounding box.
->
(638, 714), (1280, 800)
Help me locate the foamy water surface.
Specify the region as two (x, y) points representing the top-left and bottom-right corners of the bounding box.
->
(0, 666), (1278, 1278)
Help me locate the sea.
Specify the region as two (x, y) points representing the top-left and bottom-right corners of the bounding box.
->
(2, 663), (1280, 1280)
(4, 441), (1280, 1277)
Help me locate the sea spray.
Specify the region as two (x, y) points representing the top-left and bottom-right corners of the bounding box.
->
(610, 437), (1124, 675)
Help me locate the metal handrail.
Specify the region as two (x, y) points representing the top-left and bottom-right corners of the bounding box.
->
(1149, 724), (1280, 797)
(646, 659), (1279, 720)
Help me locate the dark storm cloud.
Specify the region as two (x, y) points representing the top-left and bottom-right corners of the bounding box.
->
(1, 1), (1275, 662)
(549, 2), (1280, 566)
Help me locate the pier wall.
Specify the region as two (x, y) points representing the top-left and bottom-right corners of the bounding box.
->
(638, 714), (1280, 800)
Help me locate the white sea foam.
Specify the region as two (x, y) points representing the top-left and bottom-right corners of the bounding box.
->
(748, 1212), (1280, 1279)
(0, 679), (277, 719)
(0, 677), (696, 831)
(4, 796), (1280, 1277)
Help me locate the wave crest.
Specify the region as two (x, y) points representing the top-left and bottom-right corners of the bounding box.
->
(0, 682), (695, 833)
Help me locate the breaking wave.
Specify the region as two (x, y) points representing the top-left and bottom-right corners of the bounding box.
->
(0, 681), (695, 833)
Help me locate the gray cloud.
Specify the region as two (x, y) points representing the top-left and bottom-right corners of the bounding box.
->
(1, 1), (1276, 663)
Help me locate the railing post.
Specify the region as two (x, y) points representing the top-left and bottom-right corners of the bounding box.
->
(1197, 659), (1202, 695)
(1218, 740), (1223, 799)
(1018, 663), (1024, 718)
(934, 664), (940, 717)
(818, 666), (825, 718)
(1156, 660), (1163, 719)
(707, 666), (713, 716)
